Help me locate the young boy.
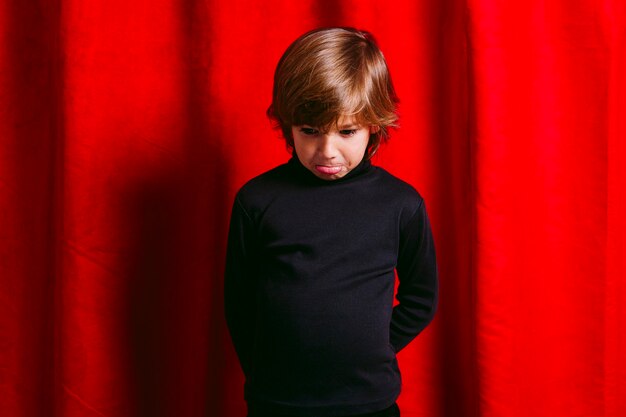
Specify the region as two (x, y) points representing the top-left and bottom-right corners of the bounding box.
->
(225, 27), (438, 417)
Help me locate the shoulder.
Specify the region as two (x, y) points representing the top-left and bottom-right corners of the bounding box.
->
(371, 166), (424, 213)
(239, 162), (291, 191)
(234, 162), (294, 212)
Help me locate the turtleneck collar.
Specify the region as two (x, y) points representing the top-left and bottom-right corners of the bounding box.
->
(287, 152), (373, 185)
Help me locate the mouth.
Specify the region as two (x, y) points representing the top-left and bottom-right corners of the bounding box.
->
(314, 165), (343, 175)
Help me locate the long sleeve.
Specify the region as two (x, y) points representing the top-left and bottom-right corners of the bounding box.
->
(224, 160), (438, 415)
(224, 195), (258, 376)
(390, 199), (438, 352)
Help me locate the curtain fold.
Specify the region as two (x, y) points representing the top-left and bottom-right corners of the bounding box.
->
(1, 1), (624, 416)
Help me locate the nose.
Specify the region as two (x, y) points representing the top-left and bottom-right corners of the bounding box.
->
(317, 134), (337, 158)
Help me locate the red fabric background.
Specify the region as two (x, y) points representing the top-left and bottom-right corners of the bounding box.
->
(1, 1), (624, 416)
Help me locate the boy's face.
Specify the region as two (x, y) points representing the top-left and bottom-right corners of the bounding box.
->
(291, 116), (376, 181)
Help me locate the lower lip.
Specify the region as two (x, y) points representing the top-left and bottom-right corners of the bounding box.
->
(315, 165), (342, 175)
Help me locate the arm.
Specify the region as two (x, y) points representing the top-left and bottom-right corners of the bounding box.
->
(224, 194), (258, 376)
(390, 198), (439, 352)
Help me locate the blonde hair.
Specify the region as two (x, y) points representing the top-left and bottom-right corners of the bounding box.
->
(267, 27), (399, 158)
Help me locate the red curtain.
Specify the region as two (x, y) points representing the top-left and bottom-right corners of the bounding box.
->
(1, 1), (624, 416)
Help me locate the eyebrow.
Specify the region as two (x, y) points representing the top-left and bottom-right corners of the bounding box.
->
(300, 123), (359, 130)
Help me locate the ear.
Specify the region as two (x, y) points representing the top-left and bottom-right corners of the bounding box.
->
(369, 125), (381, 134)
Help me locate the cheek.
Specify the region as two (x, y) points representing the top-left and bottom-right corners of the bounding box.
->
(347, 135), (370, 159)
(294, 138), (313, 156)
(295, 141), (320, 163)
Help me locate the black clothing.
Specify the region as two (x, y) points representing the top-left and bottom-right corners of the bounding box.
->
(225, 155), (438, 417)
(247, 401), (400, 417)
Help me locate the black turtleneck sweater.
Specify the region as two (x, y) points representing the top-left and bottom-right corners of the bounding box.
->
(224, 155), (438, 417)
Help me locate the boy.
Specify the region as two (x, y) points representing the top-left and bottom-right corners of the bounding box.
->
(225, 27), (438, 417)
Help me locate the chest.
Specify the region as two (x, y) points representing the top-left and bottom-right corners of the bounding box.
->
(255, 188), (401, 266)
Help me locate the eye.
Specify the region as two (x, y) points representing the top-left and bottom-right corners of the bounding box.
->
(339, 129), (357, 136)
(300, 127), (319, 136)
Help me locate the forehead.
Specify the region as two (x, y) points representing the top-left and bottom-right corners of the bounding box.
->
(336, 115), (360, 127)
(301, 115), (362, 128)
